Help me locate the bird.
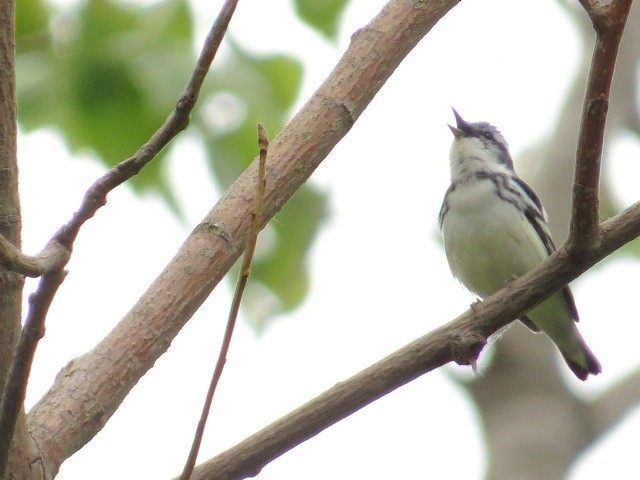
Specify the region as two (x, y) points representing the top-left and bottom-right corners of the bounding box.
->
(438, 108), (601, 380)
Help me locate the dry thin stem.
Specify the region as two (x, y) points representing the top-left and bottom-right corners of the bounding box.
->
(570, 0), (633, 249)
(0, 270), (66, 476)
(179, 125), (268, 480)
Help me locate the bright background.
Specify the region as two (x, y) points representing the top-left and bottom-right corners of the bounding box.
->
(19, 0), (640, 478)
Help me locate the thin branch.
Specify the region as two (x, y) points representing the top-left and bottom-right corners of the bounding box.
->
(0, 269), (66, 477)
(569, 0), (633, 249)
(1, 0), (240, 431)
(0, 237), (69, 277)
(184, 200), (640, 480)
(179, 124), (268, 480)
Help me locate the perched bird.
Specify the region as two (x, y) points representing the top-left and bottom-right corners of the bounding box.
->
(438, 109), (601, 380)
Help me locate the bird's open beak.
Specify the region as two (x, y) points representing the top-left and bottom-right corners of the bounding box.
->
(449, 108), (472, 138)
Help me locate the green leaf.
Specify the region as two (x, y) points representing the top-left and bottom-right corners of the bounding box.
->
(198, 40), (304, 183)
(16, 0), (194, 202)
(251, 185), (327, 310)
(292, 0), (349, 41)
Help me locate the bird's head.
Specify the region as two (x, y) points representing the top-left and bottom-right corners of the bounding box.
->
(448, 108), (514, 177)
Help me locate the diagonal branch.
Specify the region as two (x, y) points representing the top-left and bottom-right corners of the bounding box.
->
(570, 0), (633, 249)
(183, 201), (640, 480)
(26, 0), (460, 476)
(0, 269), (66, 477)
(578, 0), (609, 27)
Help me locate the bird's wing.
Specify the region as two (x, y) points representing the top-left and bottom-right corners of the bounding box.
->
(511, 176), (580, 322)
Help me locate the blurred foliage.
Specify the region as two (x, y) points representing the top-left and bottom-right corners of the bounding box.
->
(14, 0), (346, 327)
(292, 0), (349, 40)
(17, 0), (194, 207)
(200, 41), (328, 326)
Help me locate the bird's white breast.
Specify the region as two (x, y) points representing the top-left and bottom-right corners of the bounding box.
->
(441, 177), (549, 298)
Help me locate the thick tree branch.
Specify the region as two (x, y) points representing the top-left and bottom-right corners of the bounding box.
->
(183, 201), (640, 480)
(26, 0), (459, 476)
(570, 0), (633, 249)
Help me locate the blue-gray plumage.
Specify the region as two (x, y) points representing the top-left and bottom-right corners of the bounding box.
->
(439, 109), (601, 380)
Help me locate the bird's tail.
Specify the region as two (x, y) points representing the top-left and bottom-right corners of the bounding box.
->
(527, 292), (602, 381)
(560, 338), (602, 381)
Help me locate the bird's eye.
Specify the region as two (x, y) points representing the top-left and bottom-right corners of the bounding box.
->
(483, 132), (493, 140)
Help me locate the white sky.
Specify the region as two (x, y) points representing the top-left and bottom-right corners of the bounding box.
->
(19, 0), (640, 478)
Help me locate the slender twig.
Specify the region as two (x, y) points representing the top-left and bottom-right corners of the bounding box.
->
(0, 237), (69, 277)
(0, 269), (66, 477)
(179, 124), (268, 480)
(0, 0), (240, 473)
(569, 0), (633, 250)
